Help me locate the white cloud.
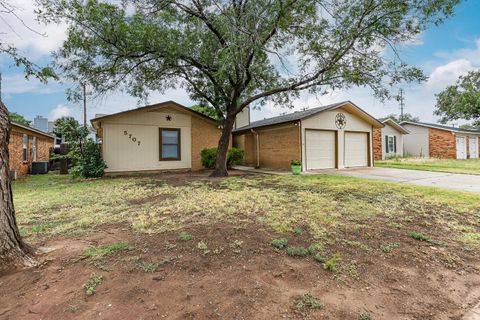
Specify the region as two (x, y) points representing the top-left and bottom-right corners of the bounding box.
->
(426, 59), (474, 89)
(49, 104), (72, 120)
(0, 0), (67, 59)
(1, 73), (62, 95)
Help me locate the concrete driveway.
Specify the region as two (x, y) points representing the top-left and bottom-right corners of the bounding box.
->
(318, 167), (480, 193)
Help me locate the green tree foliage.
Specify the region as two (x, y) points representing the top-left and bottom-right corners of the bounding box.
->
(385, 113), (420, 123)
(434, 70), (480, 126)
(8, 112), (32, 126)
(53, 117), (105, 178)
(191, 104), (221, 121)
(36, 0), (460, 175)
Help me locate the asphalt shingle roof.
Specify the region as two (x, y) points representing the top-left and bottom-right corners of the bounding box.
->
(233, 101), (347, 132)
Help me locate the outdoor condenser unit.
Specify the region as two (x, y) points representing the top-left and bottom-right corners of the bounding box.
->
(31, 161), (49, 174)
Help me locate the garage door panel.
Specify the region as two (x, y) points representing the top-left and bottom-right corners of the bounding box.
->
(344, 132), (368, 167)
(306, 130), (336, 170)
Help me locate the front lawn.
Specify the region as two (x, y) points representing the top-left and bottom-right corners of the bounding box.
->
(2, 172), (480, 319)
(376, 157), (480, 175)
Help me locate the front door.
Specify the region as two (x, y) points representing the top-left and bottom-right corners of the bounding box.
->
(456, 136), (466, 159)
(469, 136), (478, 159)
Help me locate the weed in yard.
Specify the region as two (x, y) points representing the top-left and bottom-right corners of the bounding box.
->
(287, 246), (309, 257)
(159, 257), (175, 265)
(307, 243), (322, 254)
(83, 273), (103, 296)
(387, 222), (402, 229)
(271, 238), (288, 249)
(409, 232), (429, 241)
(254, 281), (262, 289)
(293, 227), (303, 236)
(359, 312), (372, 320)
(230, 240), (243, 253)
(323, 253), (341, 272)
(382, 243), (400, 253)
(178, 231), (192, 241)
(139, 261), (158, 273)
(165, 243), (177, 251)
(314, 253), (326, 263)
(82, 241), (130, 261)
(294, 293), (322, 314)
(346, 260), (359, 279)
(197, 241), (210, 255)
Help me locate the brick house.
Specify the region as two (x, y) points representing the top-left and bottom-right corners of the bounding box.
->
(9, 121), (55, 178)
(401, 121), (480, 159)
(232, 101), (384, 171)
(373, 118), (410, 161)
(90, 101), (223, 173)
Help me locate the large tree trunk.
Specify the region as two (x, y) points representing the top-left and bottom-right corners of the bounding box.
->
(0, 102), (35, 273)
(210, 112), (236, 177)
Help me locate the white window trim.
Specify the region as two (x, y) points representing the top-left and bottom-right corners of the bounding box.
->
(387, 135), (395, 154)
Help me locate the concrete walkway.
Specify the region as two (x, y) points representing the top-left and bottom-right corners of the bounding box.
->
(234, 166), (480, 192)
(314, 167), (480, 193)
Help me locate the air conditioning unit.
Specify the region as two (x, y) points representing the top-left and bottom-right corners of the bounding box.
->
(9, 170), (17, 181)
(31, 162), (49, 174)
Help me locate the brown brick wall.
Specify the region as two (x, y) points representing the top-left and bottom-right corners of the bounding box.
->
(233, 133), (257, 167)
(190, 116), (224, 171)
(428, 128), (456, 159)
(8, 125), (54, 177)
(373, 127), (382, 161)
(235, 124), (300, 170)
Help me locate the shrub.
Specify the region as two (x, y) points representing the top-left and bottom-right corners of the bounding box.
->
(271, 238), (288, 249)
(200, 147), (244, 169)
(291, 159), (301, 166)
(70, 140), (106, 178)
(287, 246), (309, 257)
(294, 293), (322, 313)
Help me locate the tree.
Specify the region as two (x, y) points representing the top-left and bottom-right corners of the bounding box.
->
(1, 0), (56, 271)
(9, 112), (32, 126)
(385, 113), (420, 123)
(37, 0), (459, 176)
(53, 117), (106, 178)
(434, 70), (480, 126)
(191, 104), (221, 121)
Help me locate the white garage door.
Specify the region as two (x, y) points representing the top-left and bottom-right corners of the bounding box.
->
(344, 132), (368, 167)
(305, 130), (336, 170)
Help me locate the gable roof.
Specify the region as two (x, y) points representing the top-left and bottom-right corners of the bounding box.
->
(233, 101), (384, 132)
(90, 100), (219, 128)
(11, 121), (55, 140)
(378, 117), (409, 134)
(401, 121), (480, 134)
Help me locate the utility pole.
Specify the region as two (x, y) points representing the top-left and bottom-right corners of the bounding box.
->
(83, 82), (87, 128)
(398, 88), (405, 121)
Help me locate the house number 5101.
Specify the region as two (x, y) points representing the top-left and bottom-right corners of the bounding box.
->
(124, 130), (141, 146)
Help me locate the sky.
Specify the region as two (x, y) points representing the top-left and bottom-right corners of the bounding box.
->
(1, 0), (480, 126)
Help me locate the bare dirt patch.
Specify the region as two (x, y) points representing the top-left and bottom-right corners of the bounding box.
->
(1, 221), (479, 320)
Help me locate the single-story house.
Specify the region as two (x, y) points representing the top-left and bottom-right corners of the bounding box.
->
(91, 101), (222, 173)
(9, 121), (55, 178)
(401, 121), (480, 159)
(373, 117), (410, 160)
(232, 101), (384, 172)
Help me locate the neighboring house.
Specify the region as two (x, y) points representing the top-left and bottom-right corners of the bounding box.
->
(90, 101), (222, 173)
(9, 121), (55, 178)
(401, 121), (480, 159)
(232, 101), (384, 171)
(373, 117), (410, 160)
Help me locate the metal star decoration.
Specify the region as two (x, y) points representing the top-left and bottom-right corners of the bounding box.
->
(335, 113), (346, 129)
(166, 115), (172, 121)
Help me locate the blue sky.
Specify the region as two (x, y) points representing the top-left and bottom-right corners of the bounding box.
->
(1, 0), (480, 125)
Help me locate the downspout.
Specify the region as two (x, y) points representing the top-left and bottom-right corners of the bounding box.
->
(250, 129), (260, 168)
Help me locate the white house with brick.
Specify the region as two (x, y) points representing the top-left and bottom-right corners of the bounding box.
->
(401, 121), (480, 159)
(373, 117), (410, 161)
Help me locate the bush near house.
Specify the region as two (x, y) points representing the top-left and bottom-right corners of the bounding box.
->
(201, 147), (244, 169)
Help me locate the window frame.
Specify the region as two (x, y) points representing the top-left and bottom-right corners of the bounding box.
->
(33, 136), (37, 161)
(22, 134), (28, 162)
(159, 128), (181, 161)
(386, 135), (396, 154)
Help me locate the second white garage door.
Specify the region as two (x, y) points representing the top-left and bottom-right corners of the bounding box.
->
(344, 132), (368, 167)
(305, 130), (336, 170)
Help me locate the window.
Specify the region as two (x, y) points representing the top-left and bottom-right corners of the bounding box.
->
(33, 137), (37, 161)
(22, 134), (28, 162)
(386, 135), (396, 154)
(159, 128), (180, 160)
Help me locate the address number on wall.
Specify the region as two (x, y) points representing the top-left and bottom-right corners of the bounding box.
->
(124, 130), (141, 146)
